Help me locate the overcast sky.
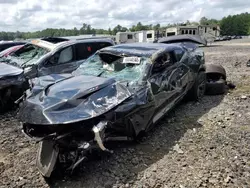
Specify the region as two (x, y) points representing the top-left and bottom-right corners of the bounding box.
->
(0, 0), (249, 32)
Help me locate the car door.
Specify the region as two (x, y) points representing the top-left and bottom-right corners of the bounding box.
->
(37, 45), (79, 76)
(150, 49), (192, 123)
(148, 52), (179, 123)
(173, 48), (194, 94)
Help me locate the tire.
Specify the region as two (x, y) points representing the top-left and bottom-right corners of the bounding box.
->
(205, 79), (226, 95)
(186, 71), (206, 101)
(205, 64), (226, 80)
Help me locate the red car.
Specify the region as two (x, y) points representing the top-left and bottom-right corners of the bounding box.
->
(0, 45), (24, 57)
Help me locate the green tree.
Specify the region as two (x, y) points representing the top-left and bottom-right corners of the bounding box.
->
(200, 17), (209, 25)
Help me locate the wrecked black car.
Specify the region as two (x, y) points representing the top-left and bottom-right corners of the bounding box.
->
(19, 42), (206, 177)
(0, 38), (114, 110)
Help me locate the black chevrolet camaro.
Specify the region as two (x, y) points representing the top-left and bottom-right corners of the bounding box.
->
(19, 40), (206, 177)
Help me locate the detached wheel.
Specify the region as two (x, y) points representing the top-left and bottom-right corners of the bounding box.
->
(205, 64), (227, 95)
(205, 79), (226, 95)
(186, 71), (206, 101)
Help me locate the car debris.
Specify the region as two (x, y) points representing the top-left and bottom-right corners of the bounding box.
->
(246, 60), (250, 67)
(205, 64), (227, 95)
(0, 38), (114, 111)
(19, 41), (207, 178)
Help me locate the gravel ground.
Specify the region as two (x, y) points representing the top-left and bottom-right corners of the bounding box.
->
(0, 39), (250, 188)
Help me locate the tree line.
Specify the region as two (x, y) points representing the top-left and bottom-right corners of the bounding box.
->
(0, 12), (249, 41)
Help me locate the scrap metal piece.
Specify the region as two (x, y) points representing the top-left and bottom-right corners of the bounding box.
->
(92, 121), (113, 153)
(247, 60), (250, 67)
(36, 140), (59, 178)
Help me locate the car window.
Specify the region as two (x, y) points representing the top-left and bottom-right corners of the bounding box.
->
(174, 49), (185, 62)
(46, 46), (73, 66)
(75, 43), (92, 60)
(58, 46), (73, 64)
(152, 53), (173, 74)
(73, 53), (149, 83)
(1, 44), (49, 66)
(75, 42), (112, 61)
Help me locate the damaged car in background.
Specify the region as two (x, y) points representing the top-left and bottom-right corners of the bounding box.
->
(0, 38), (114, 111)
(19, 40), (207, 178)
(0, 44), (24, 58)
(0, 41), (26, 52)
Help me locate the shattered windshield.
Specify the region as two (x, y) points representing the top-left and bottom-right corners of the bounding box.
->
(73, 52), (150, 83)
(0, 44), (50, 67)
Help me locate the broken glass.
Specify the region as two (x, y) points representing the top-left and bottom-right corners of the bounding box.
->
(73, 53), (150, 83)
(0, 44), (50, 67)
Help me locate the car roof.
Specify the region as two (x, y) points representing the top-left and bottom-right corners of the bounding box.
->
(99, 43), (182, 57)
(30, 38), (114, 53)
(30, 39), (61, 51)
(158, 34), (207, 45)
(0, 41), (26, 45)
(52, 38), (115, 50)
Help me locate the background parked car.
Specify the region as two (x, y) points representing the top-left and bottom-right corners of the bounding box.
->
(0, 45), (24, 57)
(0, 41), (26, 52)
(0, 38), (114, 111)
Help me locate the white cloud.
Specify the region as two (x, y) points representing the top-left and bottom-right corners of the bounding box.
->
(0, 0), (249, 31)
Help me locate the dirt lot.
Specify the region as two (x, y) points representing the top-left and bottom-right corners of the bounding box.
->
(0, 39), (250, 188)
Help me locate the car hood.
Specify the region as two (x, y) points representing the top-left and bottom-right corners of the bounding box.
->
(19, 74), (132, 125)
(0, 62), (23, 78)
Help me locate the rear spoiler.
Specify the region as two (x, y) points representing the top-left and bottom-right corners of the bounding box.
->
(158, 34), (207, 46)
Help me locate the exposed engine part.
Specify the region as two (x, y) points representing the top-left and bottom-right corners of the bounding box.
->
(68, 156), (86, 172)
(78, 142), (90, 150)
(15, 94), (25, 105)
(92, 121), (113, 153)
